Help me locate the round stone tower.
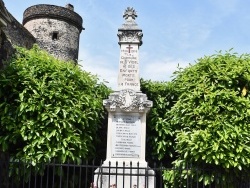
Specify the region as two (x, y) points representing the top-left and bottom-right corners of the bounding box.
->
(23, 4), (83, 62)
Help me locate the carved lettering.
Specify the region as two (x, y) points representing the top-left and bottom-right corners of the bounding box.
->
(121, 56), (136, 59)
(112, 115), (141, 158)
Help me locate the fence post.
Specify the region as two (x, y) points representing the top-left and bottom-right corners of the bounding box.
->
(0, 152), (9, 188)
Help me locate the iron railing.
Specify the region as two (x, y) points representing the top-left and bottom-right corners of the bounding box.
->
(0, 160), (250, 188)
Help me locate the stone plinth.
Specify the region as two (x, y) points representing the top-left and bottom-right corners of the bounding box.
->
(103, 90), (152, 162)
(94, 161), (155, 188)
(94, 90), (154, 188)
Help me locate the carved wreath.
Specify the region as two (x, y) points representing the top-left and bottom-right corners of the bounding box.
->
(104, 89), (152, 112)
(117, 89), (138, 111)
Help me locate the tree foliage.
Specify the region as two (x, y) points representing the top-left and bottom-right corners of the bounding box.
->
(142, 51), (250, 186)
(0, 45), (110, 165)
(141, 79), (178, 164)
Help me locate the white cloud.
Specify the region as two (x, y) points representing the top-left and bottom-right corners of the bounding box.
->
(78, 50), (118, 90)
(208, 0), (238, 15)
(174, 23), (212, 49)
(141, 57), (190, 82)
(78, 49), (191, 90)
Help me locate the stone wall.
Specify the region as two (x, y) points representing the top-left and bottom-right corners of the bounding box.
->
(23, 4), (83, 62)
(0, 0), (35, 68)
(0, 1), (83, 66)
(0, 30), (13, 69)
(23, 4), (83, 31)
(2, 16), (36, 49)
(24, 18), (80, 62)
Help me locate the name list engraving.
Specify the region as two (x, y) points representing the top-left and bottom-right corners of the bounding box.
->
(111, 114), (141, 158)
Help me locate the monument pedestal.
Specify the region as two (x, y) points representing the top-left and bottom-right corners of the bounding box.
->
(93, 90), (154, 188)
(94, 161), (155, 188)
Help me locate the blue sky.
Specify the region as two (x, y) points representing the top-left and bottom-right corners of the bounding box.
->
(4, 0), (250, 89)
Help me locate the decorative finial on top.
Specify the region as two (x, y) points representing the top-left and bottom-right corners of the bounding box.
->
(123, 7), (137, 20)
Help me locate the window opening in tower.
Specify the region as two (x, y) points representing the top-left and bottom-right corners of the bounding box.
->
(52, 32), (59, 40)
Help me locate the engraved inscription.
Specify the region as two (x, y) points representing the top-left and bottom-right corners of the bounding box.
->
(118, 44), (140, 90)
(111, 115), (141, 158)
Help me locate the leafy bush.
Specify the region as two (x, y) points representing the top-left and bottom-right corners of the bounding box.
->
(0, 45), (110, 165)
(141, 79), (178, 164)
(142, 51), (250, 186)
(166, 51), (250, 185)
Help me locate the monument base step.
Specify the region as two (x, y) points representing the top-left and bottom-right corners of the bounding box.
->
(93, 161), (155, 188)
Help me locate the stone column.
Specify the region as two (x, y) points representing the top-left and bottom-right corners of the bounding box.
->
(94, 7), (155, 188)
(117, 7), (143, 92)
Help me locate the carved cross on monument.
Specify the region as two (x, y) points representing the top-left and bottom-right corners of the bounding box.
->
(126, 44), (133, 53)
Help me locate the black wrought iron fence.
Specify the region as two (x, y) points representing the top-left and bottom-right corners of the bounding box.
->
(0, 160), (250, 188)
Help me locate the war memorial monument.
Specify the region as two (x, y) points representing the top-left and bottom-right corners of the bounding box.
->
(94, 7), (155, 188)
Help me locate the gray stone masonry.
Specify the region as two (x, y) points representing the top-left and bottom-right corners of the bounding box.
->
(0, 0), (35, 68)
(23, 4), (84, 62)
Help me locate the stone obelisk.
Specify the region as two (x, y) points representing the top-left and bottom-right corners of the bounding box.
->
(117, 7), (143, 92)
(94, 7), (155, 188)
